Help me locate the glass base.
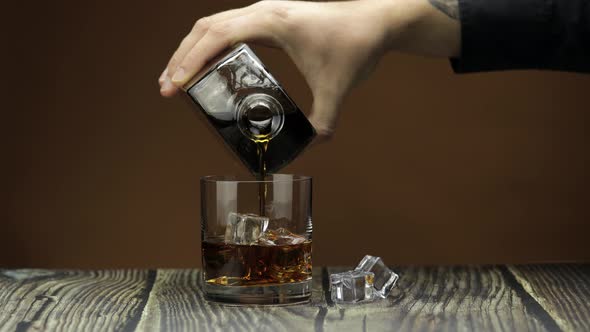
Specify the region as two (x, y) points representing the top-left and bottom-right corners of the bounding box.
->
(202, 278), (312, 306)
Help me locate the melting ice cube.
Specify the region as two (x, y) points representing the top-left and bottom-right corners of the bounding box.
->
(330, 270), (375, 304)
(257, 228), (306, 246)
(224, 212), (269, 245)
(355, 255), (399, 298)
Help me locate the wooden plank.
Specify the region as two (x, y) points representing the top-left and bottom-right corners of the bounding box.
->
(322, 266), (556, 332)
(509, 264), (590, 331)
(136, 267), (326, 332)
(0, 269), (153, 332)
(2, 266), (586, 332)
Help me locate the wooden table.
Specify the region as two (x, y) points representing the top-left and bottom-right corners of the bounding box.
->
(0, 265), (588, 331)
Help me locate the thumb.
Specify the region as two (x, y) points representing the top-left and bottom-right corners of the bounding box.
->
(307, 94), (339, 144)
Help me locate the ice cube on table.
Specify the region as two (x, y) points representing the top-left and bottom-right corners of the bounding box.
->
(330, 270), (375, 304)
(355, 255), (399, 298)
(257, 228), (306, 246)
(224, 212), (269, 245)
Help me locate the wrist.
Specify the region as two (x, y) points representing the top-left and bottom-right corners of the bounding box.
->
(378, 0), (461, 57)
(378, 0), (430, 49)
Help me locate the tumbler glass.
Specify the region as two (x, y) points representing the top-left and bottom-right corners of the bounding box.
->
(200, 174), (312, 305)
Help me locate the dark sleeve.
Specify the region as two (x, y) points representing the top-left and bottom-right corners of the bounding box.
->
(450, 0), (590, 73)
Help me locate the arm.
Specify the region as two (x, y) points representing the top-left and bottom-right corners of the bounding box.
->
(158, 0), (460, 139)
(158, 0), (588, 139)
(451, 0), (590, 73)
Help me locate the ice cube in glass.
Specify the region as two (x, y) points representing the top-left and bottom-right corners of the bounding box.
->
(224, 212), (269, 245)
(258, 227), (306, 246)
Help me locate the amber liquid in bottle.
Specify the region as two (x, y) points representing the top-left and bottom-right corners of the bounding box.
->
(185, 44), (315, 177)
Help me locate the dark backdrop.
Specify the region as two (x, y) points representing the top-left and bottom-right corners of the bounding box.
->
(4, 0), (590, 268)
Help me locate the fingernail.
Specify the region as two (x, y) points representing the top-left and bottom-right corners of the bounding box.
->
(171, 67), (186, 83)
(161, 78), (174, 92)
(158, 68), (168, 84)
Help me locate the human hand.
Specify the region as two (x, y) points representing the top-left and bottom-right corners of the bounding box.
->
(159, 0), (459, 139)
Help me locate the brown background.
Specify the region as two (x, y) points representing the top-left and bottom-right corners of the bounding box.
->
(4, 0), (590, 268)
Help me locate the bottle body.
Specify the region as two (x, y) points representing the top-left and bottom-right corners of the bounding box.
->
(184, 44), (316, 175)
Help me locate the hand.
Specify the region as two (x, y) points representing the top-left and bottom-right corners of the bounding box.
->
(159, 0), (459, 139)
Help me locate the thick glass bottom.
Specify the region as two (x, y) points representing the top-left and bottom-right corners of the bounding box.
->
(202, 278), (311, 306)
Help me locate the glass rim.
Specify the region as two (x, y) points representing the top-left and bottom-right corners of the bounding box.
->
(200, 174), (311, 184)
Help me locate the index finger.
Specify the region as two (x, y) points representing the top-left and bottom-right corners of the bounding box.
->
(165, 7), (258, 78)
(168, 9), (287, 88)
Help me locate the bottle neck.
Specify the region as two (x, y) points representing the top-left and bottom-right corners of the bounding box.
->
(237, 93), (285, 142)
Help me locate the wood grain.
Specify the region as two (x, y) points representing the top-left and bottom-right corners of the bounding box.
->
(0, 269), (153, 332)
(321, 266), (556, 332)
(136, 268), (325, 332)
(0, 266), (589, 332)
(509, 264), (590, 332)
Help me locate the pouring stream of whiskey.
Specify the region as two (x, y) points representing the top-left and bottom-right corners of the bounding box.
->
(246, 104), (275, 216)
(255, 140), (268, 216)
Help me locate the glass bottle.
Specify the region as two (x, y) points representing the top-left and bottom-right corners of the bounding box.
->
(183, 43), (316, 176)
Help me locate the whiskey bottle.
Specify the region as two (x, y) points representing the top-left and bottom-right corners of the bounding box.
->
(183, 43), (316, 176)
